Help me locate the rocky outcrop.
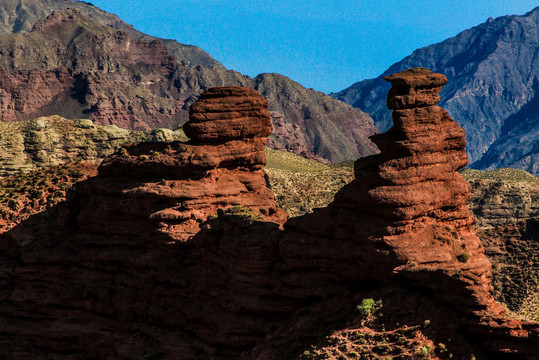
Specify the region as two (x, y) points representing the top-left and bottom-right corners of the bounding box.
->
(342, 69), (539, 355)
(0, 8), (378, 163)
(332, 6), (539, 173)
(0, 115), (186, 177)
(468, 174), (539, 227)
(281, 69), (538, 357)
(0, 81), (537, 359)
(77, 86), (287, 242)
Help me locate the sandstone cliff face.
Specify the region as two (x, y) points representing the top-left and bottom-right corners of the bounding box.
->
(0, 115), (186, 177)
(0, 81), (537, 359)
(77, 86), (287, 242)
(0, 8), (377, 163)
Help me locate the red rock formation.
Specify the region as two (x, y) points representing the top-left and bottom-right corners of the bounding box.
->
(0, 81), (537, 359)
(283, 69), (538, 356)
(350, 68), (539, 355)
(76, 86), (286, 242)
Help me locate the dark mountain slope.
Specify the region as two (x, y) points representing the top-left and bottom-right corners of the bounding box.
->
(0, 6), (378, 162)
(473, 85), (539, 174)
(253, 73), (377, 162)
(332, 6), (539, 172)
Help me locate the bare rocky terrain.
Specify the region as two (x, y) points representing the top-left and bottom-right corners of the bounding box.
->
(0, 1), (537, 358)
(0, 115), (186, 176)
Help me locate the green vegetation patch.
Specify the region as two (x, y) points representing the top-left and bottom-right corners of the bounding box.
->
(460, 168), (539, 183)
(355, 298), (382, 320)
(221, 205), (264, 221)
(265, 148), (329, 172)
(0, 162), (95, 231)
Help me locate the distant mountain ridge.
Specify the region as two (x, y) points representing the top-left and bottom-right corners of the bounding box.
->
(0, 0), (378, 163)
(332, 6), (539, 174)
(0, 0), (224, 68)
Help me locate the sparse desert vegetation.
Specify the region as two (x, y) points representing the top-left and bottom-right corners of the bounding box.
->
(0, 162), (98, 232)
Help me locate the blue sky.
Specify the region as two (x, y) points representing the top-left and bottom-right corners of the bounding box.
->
(89, 0), (539, 93)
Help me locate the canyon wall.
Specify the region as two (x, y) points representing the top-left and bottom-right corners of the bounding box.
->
(0, 73), (537, 359)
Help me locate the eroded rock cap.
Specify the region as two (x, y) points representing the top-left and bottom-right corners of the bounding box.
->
(384, 67), (447, 110)
(184, 86), (272, 142)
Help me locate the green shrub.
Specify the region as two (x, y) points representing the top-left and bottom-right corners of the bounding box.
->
(355, 298), (382, 319)
(457, 252), (470, 263)
(437, 343), (448, 354)
(416, 344), (433, 358)
(223, 205), (263, 221)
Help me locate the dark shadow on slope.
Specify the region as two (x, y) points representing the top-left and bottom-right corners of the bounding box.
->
(471, 82), (539, 171)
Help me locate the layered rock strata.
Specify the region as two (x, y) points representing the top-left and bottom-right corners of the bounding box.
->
(77, 86), (287, 242)
(343, 68), (539, 354)
(0, 81), (537, 359)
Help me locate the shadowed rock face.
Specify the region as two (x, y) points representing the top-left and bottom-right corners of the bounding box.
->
(0, 81), (537, 359)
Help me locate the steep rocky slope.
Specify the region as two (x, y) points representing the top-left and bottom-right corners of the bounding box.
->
(464, 169), (539, 321)
(254, 74), (377, 162)
(332, 7), (539, 173)
(0, 4), (377, 163)
(0, 77), (537, 359)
